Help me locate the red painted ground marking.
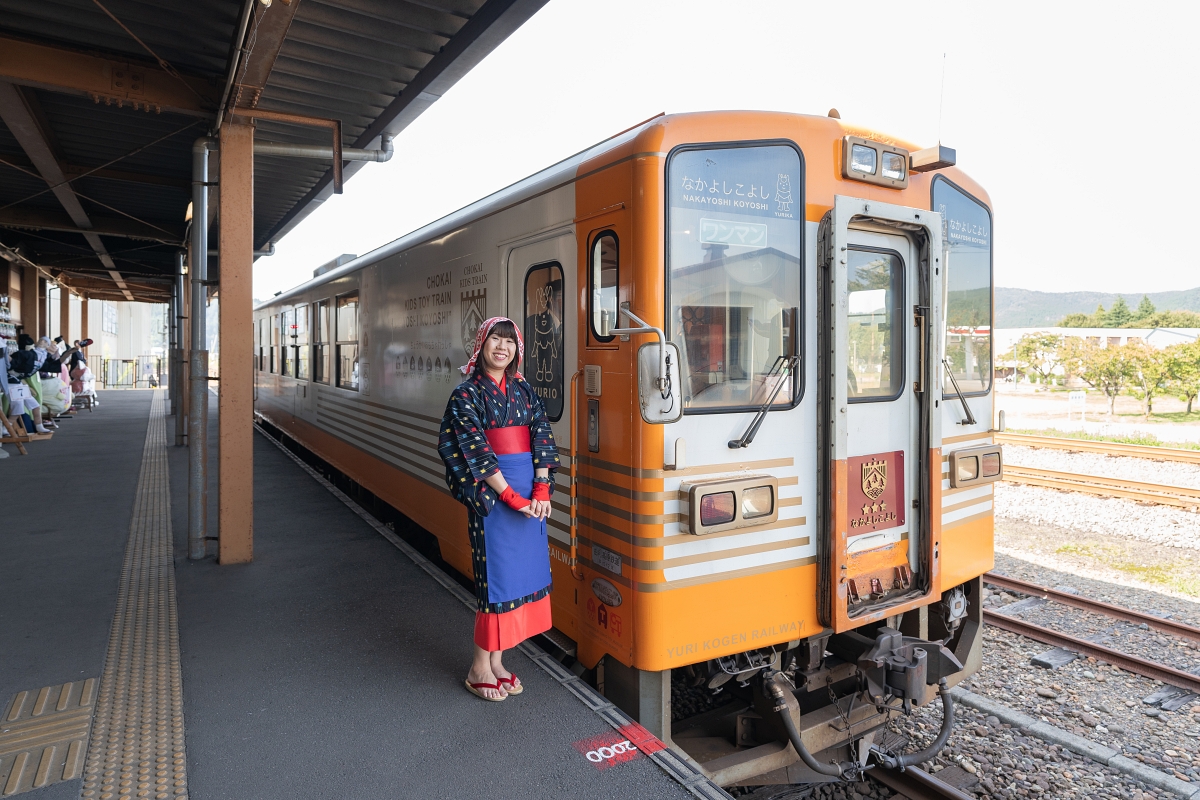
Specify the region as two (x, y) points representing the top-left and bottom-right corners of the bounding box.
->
(571, 730), (646, 770)
(618, 721), (665, 755)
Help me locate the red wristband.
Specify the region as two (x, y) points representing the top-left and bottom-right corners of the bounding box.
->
(500, 485), (530, 511)
(531, 481), (551, 502)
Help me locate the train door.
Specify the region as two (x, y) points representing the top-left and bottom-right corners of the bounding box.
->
(506, 232), (577, 577)
(821, 196), (942, 632)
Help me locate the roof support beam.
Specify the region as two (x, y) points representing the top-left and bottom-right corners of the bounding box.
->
(3, 153), (190, 189)
(0, 36), (215, 117)
(0, 208), (183, 242)
(0, 82), (135, 299)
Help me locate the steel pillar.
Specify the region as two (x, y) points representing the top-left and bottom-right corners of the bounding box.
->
(20, 264), (37, 337)
(175, 253), (187, 446)
(188, 136), (215, 560)
(58, 284), (70, 341)
(217, 119), (254, 564)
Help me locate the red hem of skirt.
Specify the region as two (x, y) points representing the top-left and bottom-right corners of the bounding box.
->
(473, 595), (552, 651)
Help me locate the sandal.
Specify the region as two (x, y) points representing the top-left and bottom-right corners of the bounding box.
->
(497, 674), (523, 695)
(464, 679), (506, 702)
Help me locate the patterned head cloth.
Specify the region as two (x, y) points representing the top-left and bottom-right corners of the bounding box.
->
(460, 316), (524, 379)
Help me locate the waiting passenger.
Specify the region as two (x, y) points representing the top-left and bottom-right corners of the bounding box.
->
(437, 317), (559, 702)
(6, 337), (51, 434)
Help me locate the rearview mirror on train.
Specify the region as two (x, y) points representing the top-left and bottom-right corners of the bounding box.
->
(637, 342), (683, 424)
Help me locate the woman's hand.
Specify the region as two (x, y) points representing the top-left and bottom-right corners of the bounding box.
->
(528, 499), (551, 520)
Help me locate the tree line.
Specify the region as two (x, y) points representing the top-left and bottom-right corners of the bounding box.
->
(1057, 295), (1200, 328)
(1014, 333), (1200, 417)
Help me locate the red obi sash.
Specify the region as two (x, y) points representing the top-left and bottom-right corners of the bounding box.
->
(485, 425), (531, 455)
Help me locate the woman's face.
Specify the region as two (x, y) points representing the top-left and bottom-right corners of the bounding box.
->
(480, 332), (517, 374)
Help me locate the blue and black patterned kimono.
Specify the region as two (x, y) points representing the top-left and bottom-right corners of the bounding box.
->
(437, 370), (559, 648)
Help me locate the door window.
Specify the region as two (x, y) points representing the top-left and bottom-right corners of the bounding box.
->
(846, 249), (903, 401)
(590, 233), (618, 341)
(314, 300), (330, 383)
(336, 293), (359, 390)
(280, 310), (294, 377)
(293, 303), (309, 380)
(523, 263), (564, 420)
(270, 314), (278, 373)
(667, 143), (803, 412)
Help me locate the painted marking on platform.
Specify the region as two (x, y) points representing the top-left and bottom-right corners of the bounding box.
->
(0, 679), (96, 796)
(79, 390), (189, 800)
(571, 731), (646, 770)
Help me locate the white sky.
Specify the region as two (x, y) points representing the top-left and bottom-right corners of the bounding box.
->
(251, 0), (1200, 301)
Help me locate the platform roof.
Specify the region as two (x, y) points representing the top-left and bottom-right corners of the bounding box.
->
(0, 0), (546, 303)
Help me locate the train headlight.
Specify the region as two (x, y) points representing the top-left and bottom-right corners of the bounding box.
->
(849, 144), (877, 175)
(684, 476), (780, 534)
(842, 136), (910, 189)
(741, 485), (774, 519)
(881, 151), (906, 181)
(949, 445), (1004, 488)
(700, 492), (735, 526)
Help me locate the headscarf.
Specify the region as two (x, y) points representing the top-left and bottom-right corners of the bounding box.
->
(459, 316), (523, 379)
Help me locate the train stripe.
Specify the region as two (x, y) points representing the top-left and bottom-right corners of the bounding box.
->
(663, 544), (815, 582)
(942, 499), (993, 525)
(941, 483), (994, 506)
(663, 522), (809, 560)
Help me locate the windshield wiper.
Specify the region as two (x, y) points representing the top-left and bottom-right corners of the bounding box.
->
(942, 357), (977, 425)
(728, 355), (800, 449)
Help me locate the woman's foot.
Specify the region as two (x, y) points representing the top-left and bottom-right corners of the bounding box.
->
(465, 666), (507, 700)
(490, 651), (521, 694)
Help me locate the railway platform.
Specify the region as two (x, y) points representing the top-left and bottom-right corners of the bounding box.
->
(1, 389), (720, 799)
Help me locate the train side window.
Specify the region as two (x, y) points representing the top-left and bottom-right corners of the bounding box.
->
(590, 232), (618, 341)
(256, 318), (264, 371)
(280, 309), (294, 377)
(932, 176), (992, 396)
(314, 299), (330, 384)
(846, 248), (904, 401)
(523, 262), (564, 421)
(336, 292), (359, 390)
(293, 303), (309, 380)
(270, 313), (279, 373)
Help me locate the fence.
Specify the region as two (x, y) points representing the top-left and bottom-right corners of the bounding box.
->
(100, 356), (164, 389)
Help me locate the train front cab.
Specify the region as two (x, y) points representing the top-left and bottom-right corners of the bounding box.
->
(563, 115), (999, 786)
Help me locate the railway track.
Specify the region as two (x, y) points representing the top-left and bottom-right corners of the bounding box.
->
(1002, 464), (1200, 509)
(983, 573), (1200, 643)
(996, 432), (1200, 465)
(982, 610), (1200, 694)
(868, 765), (976, 800)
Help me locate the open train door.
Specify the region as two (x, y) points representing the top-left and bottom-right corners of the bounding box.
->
(818, 196), (944, 633)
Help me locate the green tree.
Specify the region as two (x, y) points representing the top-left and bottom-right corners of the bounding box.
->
(1124, 341), (1170, 416)
(1167, 341), (1200, 414)
(1136, 295), (1156, 320)
(1059, 312), (1092, 327)
(1106, 296), (1133, 327)
(1014, 332), (1063, 386)
(1061, 338), (1131, 415)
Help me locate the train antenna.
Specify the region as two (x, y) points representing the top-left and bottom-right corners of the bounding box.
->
(938, 53), (947, 144)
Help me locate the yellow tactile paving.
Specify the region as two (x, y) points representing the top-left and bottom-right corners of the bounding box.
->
(80, 391), (189, 800)
(0, 679), (95, 796)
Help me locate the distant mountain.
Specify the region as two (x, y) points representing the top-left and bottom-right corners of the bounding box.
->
(995, 287), (1200, 327)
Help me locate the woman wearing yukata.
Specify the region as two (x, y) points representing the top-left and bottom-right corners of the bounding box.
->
(437, 317), (559, 702)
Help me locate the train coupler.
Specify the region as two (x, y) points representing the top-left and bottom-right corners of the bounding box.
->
(829, 626), (963, 713)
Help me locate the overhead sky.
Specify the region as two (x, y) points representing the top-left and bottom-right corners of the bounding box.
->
(252, 0), (1200, 301)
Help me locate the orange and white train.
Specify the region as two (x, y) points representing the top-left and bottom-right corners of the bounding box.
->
(254, 110), (1002, 786)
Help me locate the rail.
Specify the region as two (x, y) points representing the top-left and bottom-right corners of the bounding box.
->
(983, 610), (1200, 694)
(869, 765), (976, 800)
(1003, 464), (1200, 509)
(983, 573), (1200, 643)
(996, 432), (1200, 465)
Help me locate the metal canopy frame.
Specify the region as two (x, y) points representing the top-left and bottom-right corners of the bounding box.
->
(0, 0), (548, 304)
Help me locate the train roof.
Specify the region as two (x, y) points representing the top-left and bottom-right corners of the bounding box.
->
(255, 114), (662, 310)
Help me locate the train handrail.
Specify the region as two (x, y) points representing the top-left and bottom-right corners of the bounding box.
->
(567, 369), (585, 581)
(609, 304), (670, 395)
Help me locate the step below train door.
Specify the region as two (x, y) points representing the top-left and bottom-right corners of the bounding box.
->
(505, 230), (578, 605)
(821, 195), (943, 632)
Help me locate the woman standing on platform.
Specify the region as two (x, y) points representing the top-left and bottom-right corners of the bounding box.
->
(438, 318), (558, 702)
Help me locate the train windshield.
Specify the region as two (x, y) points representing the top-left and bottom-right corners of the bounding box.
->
(667, 143), (802, 412)
(933, 177), (992, 394)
